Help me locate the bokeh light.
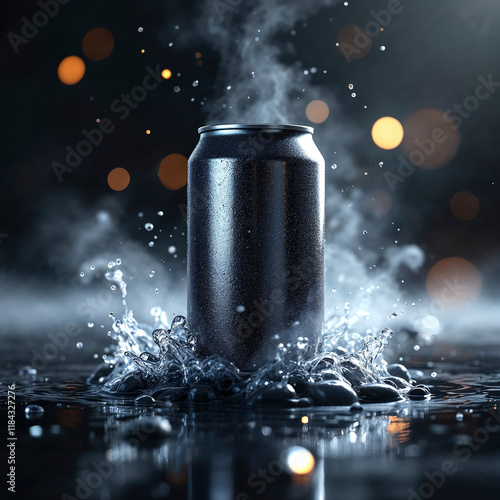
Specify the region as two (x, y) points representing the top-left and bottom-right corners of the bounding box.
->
(195, 52), (202, 59)
(57, 56), (86, 85)
(305, 100), (330, 124)
(371, 117), (404, 150)
(107, 168), (130, 191)
(336, 24), (372, 61)
(401, 108), (460, 169)
(82, 28), (115, 61)
(158, 154), (188, 190)
(426, 257), (482, 306)
(450, 191), (479, 221)
(161, 69), (172, 79)
(286, 446), (315, 475)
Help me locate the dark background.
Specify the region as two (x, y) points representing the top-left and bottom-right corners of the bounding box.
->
(0, 0), (499, 331)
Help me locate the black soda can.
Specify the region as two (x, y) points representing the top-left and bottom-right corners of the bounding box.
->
(187, 124), (325, 370)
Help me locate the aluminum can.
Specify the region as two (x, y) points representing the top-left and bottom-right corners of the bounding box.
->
(187, 124), (324, 370)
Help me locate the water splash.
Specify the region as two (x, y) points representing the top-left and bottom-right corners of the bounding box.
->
(89, 265), (424, 406)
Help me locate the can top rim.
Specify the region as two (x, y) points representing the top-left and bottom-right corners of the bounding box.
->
(198, 123), (314, 134)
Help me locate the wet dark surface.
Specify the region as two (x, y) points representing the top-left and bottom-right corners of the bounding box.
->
(1, 343), (500, 500)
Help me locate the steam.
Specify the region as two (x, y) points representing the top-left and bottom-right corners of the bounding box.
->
(196, 0), (426, 330)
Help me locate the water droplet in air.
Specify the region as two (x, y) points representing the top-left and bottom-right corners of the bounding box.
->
(351, 92), (356, 97)
(348, 83), (354, 90)
(331, 164), (338, 169)
(88, 322), (94, 328)
(236, 305), (246, 313)
(76, 342), (83, 349)
(80, 272), (85, 277)
(19, 366), (37, 379)
(456, 412), (464, 422)
(168, 245), (176, 254)
(379, 162), (384, 168)
(414, 345), (421, 351)
(363, 230), (368, 235)
(157, 211), (164, 216)
(145, 223), (154, 231)
(387, 312), (397, 319)
(192, 80), (199, 87)
(138, 27), (143, 32)
(174, 86), (180, 93)
(380, 46), (386, 51)
(149, 242), (155, 247)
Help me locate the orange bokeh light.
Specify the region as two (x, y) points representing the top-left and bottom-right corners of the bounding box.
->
(82, 28), (115, 61)
(58, 56), (86, 85)
(305, 100), (330, 124)
(158, 154), (188, 190)
(426, 257), (482, 306)
(450, 191), (479, 221)
(336, 24), (372, 61)
(371, 117), (404, 150)
(402, 108), (460, 170)
(287, 447), (315, 475)
(107, 167), (131, 191)
(161, 69), (172, 79)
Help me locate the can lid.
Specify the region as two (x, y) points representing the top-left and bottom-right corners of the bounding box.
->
(198, 123), (314, 134)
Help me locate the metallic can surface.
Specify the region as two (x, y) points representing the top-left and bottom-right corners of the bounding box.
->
(187, 124), (325, 370)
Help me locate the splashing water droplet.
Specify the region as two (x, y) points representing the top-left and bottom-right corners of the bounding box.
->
(76, 342), (83, 349)
(145, 223), (154, 231)
(331, 164), (338, 170)
(25, 405), (44, 419)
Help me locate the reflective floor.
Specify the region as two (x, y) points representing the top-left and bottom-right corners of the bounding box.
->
(1, 342), (499, 500)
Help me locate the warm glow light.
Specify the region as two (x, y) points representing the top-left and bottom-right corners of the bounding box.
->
(426, 257), (482, 305)
(305, 100), (330, 124)
(336, 24), (372, 61)
(286, 447), (315, 475)
(402, 108), (460, 169)
(371, 117), (404, 150)
(162, 69), (172, 79)
(387, 416), (411, 446)
(57, 56), (86, 85)
(141, 49), (145, 53)
(158, 154), (188, 190)
(146, 129), (151, 135)
(195, 52), (202, 59)
(301, 416), (309, 424)
(107, 167), (131, 191)
(450, 191), (479, 221)
(82, 28), (114, 61)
